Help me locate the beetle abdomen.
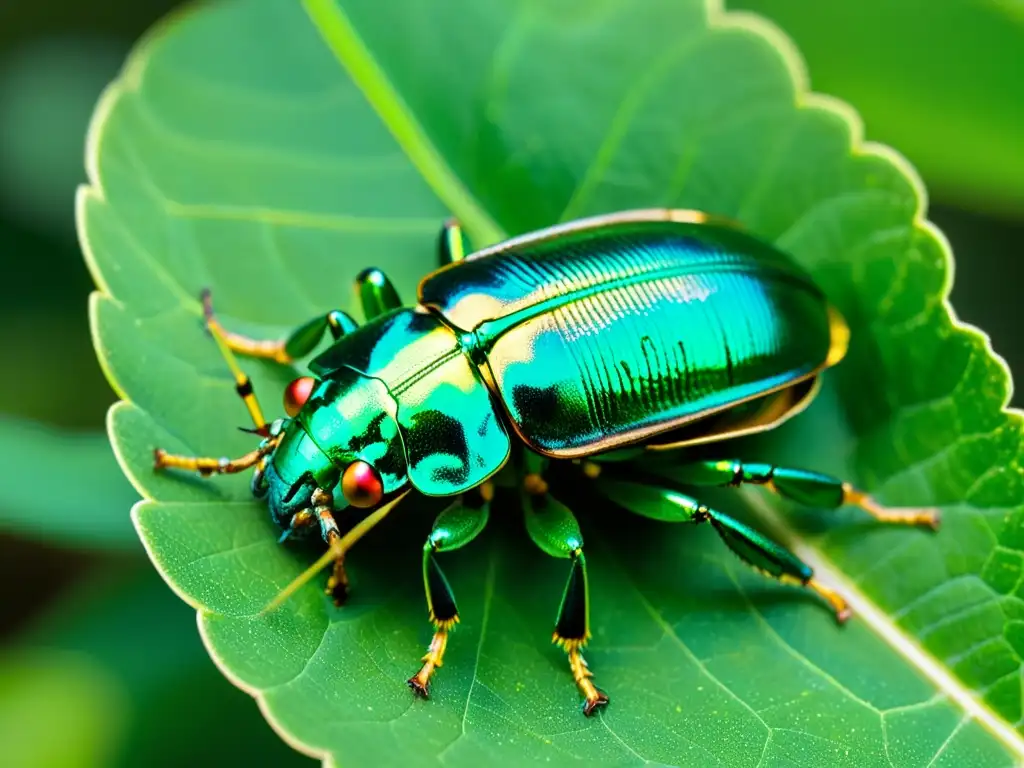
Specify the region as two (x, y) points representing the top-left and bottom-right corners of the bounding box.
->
(420, 211), (845, 457)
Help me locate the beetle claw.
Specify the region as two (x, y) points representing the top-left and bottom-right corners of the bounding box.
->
(325, 554), (350, 606)
(582, 690), (609, 716)
(407, 677), (430, 699)
(326, 579), (349, 607)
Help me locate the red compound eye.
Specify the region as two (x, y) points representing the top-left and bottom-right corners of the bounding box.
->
(342, 461), (383, 508)
(283, 376), (316, 417)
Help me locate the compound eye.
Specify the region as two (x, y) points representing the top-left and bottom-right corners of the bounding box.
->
(283, 377), (316, 417)
(341, 460), (383, 508)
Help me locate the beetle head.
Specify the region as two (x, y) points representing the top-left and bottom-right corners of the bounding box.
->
(296, 366), (409, 502)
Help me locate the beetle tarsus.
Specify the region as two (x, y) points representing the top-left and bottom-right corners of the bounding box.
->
(568, 649), (608, 716)
(807, 578), (852, 624)
(438, 218), (467, 265)
(523, 472), (549, 495)
(406, 677), (430, 699)
(408, 627), (449, 699)
(844, 485), (941, 531)
(325, 560), (349, 606)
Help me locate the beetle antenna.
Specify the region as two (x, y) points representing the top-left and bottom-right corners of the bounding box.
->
(237, 425), (271, 437)
(261, 492), (408, 615)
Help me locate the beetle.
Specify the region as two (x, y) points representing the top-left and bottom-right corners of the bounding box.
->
(154, 208), (938, 715)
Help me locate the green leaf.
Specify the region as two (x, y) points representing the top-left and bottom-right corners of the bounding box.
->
(727, 0), (1024, 218)
(79, 0), (1024, 764)
(0, 417), (139, 549)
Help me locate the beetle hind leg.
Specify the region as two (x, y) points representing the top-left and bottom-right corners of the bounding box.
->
(665, 460), (940, 530)
(842, 484), (940, 530)
(594, 477), (851, 623)
(522, 475), (608, 716)
(706, 506), (851, 623)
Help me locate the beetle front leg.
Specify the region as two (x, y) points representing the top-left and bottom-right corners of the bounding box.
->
(306, 489), (352, 605)
(596, 478), (851, 622)
(407, 487), (491, 699)
(154, 433), (281, 477)
(522, 478), (608, 716)
(262, 492), (409, 614)
(666, 460), (940, 530)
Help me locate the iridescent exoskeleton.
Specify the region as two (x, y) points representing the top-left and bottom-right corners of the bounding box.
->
(155, 209), (938, 715)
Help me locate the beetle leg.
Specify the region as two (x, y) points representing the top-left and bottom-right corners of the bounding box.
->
(304, 489), (353, 606)
(666, 460), (939, 530)
(355, 268), (403, 321)
(202, 288), (358, 364)
(408, 489), (491, 699)
(841, 485), (940, 529)
(262, 491), (409, 614)
(594, 478), (851, 622)
(437, 217), (468, 265)
(522, 482), (608, 716)
(198, 289), (357, 433)
(153, 434), (280, 477)
(277, 507), (315, 543)
(705, 506), (851, 622)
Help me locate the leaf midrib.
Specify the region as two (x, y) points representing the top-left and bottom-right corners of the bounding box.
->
(301, 0), (505, 247)
(303, 0), (1024, 760)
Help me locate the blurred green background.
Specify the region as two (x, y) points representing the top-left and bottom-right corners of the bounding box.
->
(0, 0), (1020, 765)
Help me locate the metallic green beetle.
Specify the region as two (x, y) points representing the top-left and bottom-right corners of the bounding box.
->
(155, 208), (938, 716)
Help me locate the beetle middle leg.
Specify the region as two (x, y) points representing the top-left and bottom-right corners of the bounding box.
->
(195, 288), (356, 437)
(667, 460), (940, 530)
(522, 465), (609, 716)
(407, 486), (492, 698)
(202, 288), (358, 366)
(437, 217), (468, 265)
(596, 477), (851, 622)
